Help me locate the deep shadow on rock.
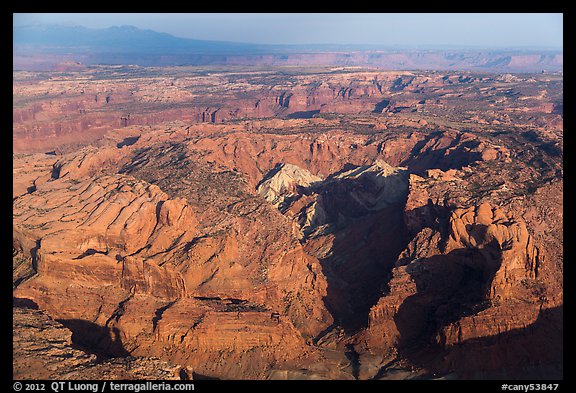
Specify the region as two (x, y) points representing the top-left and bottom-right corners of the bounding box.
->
(319, 203), (408, 334)
(442, 305), (563, 379)
(392, 237), (562, 379)
(56, 319), (130, 361)
(394, 238), (501, 349)
(192, 372), (220, 380)
(13, 297), (39, 310)
(401, 131), (483, 175)
(399, 305), (563, 380)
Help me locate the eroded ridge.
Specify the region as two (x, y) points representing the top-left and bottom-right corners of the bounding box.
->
(13, 66), (562, 380)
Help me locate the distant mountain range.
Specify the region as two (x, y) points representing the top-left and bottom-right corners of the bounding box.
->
(14, 24), (263, 54)
(13, 24), (563, 72)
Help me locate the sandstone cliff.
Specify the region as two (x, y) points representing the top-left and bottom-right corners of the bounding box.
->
(13, 66), (563, 380)
(13, 301), (189, 380)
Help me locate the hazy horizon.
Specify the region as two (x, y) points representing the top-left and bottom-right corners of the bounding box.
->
(13, 13), (563, 50)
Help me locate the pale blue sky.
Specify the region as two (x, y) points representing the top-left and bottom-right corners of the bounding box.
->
(13, 13), (563, 49)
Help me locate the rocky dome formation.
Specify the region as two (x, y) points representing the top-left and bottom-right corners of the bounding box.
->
(320, 159), (409, 214)
(13, 65), (562, 380)
(261, 159), (409, 239)
(13, 141), (334, 379)
(257, 163), (322, 207)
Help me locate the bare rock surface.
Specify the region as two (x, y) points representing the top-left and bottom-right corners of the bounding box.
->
(13, 65), (562, 380)
(13, 304), (188, 380)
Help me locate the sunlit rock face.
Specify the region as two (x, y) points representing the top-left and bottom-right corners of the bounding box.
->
(13, 65), (562, 380)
